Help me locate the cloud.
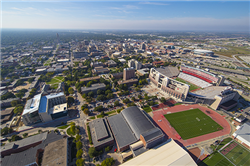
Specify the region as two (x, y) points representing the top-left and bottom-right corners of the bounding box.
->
(109, 5), (139, 13)
(139, 2), (169, 5)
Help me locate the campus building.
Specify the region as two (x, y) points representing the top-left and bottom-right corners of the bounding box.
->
(123, 67), (135, 80)
(149, 68), (189, 101)
(81, 83), (106, 95)
(107, 106), (164, 152)
(128, 59), (142, 70)
(21, 92), (68, 125)
(233, 122), (250, 149)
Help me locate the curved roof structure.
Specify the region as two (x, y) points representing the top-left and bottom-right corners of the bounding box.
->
(121, 106), (156, 139)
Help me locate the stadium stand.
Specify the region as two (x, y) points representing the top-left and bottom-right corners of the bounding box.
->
(181, 65), (218, 83)
(178, 72), (212, 89)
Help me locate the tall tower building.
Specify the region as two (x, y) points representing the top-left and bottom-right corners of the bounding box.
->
(128, 59), (142, 70)
(56, 33), (60, 44)
(123, 68), (135, 80)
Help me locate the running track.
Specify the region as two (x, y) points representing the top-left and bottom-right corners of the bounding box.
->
(153, 104), (231, 147)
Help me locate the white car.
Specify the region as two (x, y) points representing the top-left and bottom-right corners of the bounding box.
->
(158, 120), (162, 122)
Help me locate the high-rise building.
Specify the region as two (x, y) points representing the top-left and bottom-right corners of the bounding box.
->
(123, 68), (135, 80)
(141, 43), (146, 50)
(128, 59), (142, 70)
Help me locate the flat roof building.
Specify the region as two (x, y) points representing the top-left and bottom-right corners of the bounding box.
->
(233, 122), (250, 149)
(81, 83), (106, 94)
(89, 118), (114, 150)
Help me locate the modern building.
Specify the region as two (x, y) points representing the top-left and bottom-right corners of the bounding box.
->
(232, 122), (250, 149)
(107, 106), (164, 152)
(88, 118), (114, 150)
(128, 59), (142, 70)
(21, 92), (68, 125)
(121, 139), (197, 166)
(72, 50), (88, 59)
(118, 58), (126, 64)
(81, 83), (106, 94)
(123, 67), (135, 80)
(91, 62), (104, 68)
(149, 68), (189, 101)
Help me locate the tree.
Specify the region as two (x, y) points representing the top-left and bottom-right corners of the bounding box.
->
(70, 124), (76, 134)
(67, 96), (75, 105)
(28, 77), (34, 83)
(1, 127), (13, 135)
(131, 97), (135, 101)
(14, 105), (24, 115)
(11, 100), (20, 107)
(23, 133), (28, 138)
(76, 158), (85, 166)
(88, 91), (94, 97)
(100, 157), (115, 166)
(160, 97), (166, 103)
(76, 141), (83, 150)
(81, 104), (88, 110)
(11, 134), (22, 141)
(138, 95), (142, 99)
(105, 146), (111, 152)
(114, 100), (120, 106)
(106, 93), (114, 99)
(76, 149), (83, 159)
(75, 134), (81, 142)
(68, 87), (74, 94)
(97, 89), (103, 95)
(83, 108), (90, 115)
(88, 147), (98, 158)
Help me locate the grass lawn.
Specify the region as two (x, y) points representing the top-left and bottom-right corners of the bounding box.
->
(50, 84), (58, 89)
(143, 106), (153, 113)
(44, 59), (51, 66)
(106, 110), (116, 115)
(66, 127), (76, 136)
(164, 108), (223, 140)
(57, 124), (69, 129)
(89, 116), (96, 119)
(55, 76), (64, 81)
(97, 114), (106, 118)
(174, 103), (182, 106)
(175, 77), (200, 91)
(46, 78), (61, 84)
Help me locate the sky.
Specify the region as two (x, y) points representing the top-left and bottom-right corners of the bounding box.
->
(1, 0), (250, 31)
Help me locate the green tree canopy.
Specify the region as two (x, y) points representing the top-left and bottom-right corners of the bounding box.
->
(68, 87), (74, 94)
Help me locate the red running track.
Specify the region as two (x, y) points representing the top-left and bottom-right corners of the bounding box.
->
(153, 104), (231, 147)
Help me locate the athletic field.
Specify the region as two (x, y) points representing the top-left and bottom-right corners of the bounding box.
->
(201, 139), (250, 166)
(164, 108), (223, 140)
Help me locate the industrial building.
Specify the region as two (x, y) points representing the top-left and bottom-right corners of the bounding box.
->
(149, 68), (189, 101)
(81, 83), (106, 95)
(121, 138), (197, 166)
(107, 106), (164, 152)
(21, 92), (68, 125)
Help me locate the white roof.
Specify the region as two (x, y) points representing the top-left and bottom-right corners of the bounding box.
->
(121, 139), (197, 166)
(233, 122), (250, 146)
(50, 103), (67, 115)
(22, 94), (42, 115)
(193, 49), (213, 53)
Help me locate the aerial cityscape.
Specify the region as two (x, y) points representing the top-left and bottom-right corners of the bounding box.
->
(1, 1), (250, 166)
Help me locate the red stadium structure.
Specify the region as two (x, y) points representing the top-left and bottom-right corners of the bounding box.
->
(181, 65), (218, 83)
(153, 104), (231, 147)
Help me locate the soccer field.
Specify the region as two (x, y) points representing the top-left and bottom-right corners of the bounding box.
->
(220, 141), (250, 166)
(164, 108), (223, 140)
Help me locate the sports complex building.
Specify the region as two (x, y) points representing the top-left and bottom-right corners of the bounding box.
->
(89, 106), (165, 153)
(21, 92), (68, 125)
(149, 67), (189, 101)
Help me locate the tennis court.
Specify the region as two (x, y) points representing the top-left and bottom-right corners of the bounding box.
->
(164, 108), (223, 140)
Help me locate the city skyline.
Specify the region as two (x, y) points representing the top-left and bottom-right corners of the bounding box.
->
(2, 1), (250, 31)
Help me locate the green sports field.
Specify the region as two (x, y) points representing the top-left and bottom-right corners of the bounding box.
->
(164, 108), (223, 140)
(200, 139), (250, 166)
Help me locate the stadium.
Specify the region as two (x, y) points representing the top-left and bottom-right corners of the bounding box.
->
(152, 104), (231, 147)
(148, 65), (242, 110)
(192, 49), (215, 57)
